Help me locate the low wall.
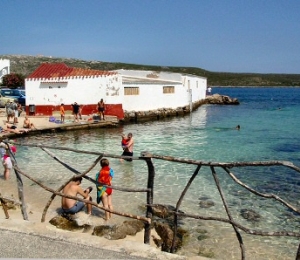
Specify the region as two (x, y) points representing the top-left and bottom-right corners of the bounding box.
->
(121, 99), (206, 124)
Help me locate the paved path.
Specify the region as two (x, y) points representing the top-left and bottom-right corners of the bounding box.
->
(0, 109), (118, 138)
(0, 213), (191, 260)
(0, 228), (148, 259)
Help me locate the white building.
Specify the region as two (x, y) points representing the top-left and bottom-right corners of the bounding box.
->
(0, 59), (10, 84)
(25, 63), (207, 119)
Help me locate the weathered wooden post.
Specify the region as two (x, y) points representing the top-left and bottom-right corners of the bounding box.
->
(140, 151), (155, 244)
(171, 165), (201, 253)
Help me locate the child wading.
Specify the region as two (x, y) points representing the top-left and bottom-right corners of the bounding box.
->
(96, 158), (114, 220)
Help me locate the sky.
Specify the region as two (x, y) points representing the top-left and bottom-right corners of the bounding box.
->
(1, 0), (300, 74)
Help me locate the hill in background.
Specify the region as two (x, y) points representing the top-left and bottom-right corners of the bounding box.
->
(1, 54), (300, 87)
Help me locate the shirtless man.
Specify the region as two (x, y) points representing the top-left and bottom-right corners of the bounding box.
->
(61, 176), (92, 215)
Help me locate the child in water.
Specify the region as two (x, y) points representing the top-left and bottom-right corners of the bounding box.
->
(121, 134), (129, 150)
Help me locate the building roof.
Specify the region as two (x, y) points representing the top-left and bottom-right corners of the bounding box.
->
(122, 76), (182, 85)
(27, 63), (116, 79)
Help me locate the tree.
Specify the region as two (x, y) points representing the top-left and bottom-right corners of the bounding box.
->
(1, 73), (25, 88)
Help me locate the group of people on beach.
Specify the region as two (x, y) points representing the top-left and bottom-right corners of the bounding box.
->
(59, 99), (105, 124)
(61, 132), (134, 220)
(2, 100), (36, 135)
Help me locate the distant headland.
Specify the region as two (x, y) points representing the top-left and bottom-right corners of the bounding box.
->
(1, 54), (300, 87)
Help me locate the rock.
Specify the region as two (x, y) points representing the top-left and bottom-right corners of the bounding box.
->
(119, 220), (144, 235)
(196, 229), (209, 241)
(240, 209), (261, 222)
(199, 200), (215, 208)
(199, 197), (215, 208)
(153, 222), (183, 252)
(151, 204), (174, 219)
(151, 204), (184, 219)
(49, 215), (92, 231)
(204, 94), (240, 105)
(92, 220), (144, 240)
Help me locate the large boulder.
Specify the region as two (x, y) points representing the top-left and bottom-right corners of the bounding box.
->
(153, 222), (188, 253)
(205, 94), (240, 105)
(49, 215), (92, 232)
(92, 220), (144, 240)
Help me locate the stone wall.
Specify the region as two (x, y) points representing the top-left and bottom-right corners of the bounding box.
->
(121, 94), (239, 124)
(121, 99), (206, 124)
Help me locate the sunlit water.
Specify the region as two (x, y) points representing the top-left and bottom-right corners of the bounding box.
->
(4, 87), (300, 259)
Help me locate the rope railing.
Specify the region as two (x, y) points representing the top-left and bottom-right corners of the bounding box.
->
(2, 142), (300, 259)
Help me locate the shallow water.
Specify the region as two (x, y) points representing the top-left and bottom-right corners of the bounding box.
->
(4, 87), (300, 259)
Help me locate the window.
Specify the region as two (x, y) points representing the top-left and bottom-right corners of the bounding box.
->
(124, 87), (139, 95)
(163, 86), (175, 94)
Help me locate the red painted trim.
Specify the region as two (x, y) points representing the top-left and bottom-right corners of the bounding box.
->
(25, 104), (124, 119)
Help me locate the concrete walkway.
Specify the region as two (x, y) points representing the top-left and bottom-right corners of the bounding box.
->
(0, 108), (118, 138)
(0, 227), (148, 259)
(0, 207), (206, 260)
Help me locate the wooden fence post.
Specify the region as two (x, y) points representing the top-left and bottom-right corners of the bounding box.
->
(141, 152), (155, 244)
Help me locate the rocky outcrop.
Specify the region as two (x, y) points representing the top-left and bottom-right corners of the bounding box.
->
(153, 222), (186, 252)
(204, 94), (240, 105)
(92, 220), (144, 239)
(49, 215), (144, 240)
(49, 215), (93, 232)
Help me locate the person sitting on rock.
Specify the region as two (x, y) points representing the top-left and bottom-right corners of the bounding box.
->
(61, 176), (93, 215)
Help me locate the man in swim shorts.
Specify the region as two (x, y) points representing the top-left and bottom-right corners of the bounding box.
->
(61, 176), (92, 215)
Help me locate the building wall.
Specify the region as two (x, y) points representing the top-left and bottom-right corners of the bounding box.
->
(122, 74), (207, 111)
(26, 75), (121, 106)
(25, 69), (207, 119)
(182, 75), (207, 102)
(25, 74), (124, 117)
(122, 83), (189, 111)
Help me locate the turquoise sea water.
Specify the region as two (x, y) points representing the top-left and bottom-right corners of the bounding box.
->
(11, 87), (300, 259)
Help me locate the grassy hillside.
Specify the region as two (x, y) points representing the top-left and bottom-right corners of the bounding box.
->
(1, 54), (300, 86)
